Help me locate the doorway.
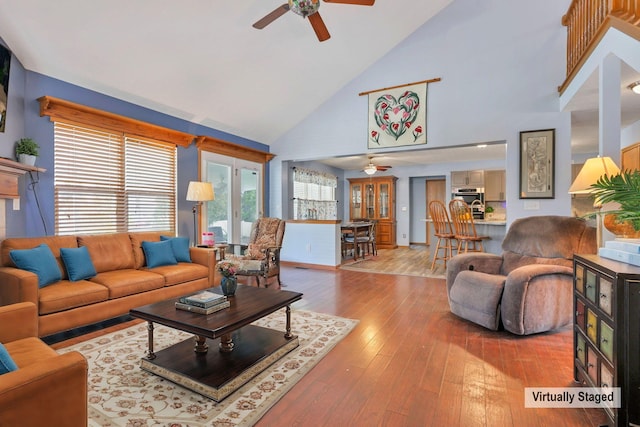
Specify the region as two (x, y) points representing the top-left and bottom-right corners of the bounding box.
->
(425, 178), (446, 246)
(201, 151), (263, 245)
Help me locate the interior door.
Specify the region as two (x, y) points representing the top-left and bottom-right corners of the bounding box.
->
(425, 179), (446, 246)
(201, 152), (263, 245)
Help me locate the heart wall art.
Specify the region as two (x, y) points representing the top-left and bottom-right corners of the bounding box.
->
(365, 79), (431, 149)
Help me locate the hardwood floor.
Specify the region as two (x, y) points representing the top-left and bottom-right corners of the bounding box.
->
(255, 265), (608, 427)
(53, 249), (608, 426)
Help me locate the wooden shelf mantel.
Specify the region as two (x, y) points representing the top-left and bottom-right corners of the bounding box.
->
(0, 157), (46, 199)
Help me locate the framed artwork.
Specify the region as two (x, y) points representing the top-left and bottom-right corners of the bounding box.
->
(367, 81), (427, 149)
(0, 44), (11, 133)
(519, 128), (555, 199)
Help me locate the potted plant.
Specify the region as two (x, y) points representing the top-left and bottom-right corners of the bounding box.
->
(15, 138), (39, 166)
(590, 170), (640, 237)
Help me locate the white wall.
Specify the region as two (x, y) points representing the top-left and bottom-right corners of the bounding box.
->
(270, 0), (575, 241)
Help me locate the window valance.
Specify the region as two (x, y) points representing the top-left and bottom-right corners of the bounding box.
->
(38, 96), (195, 147)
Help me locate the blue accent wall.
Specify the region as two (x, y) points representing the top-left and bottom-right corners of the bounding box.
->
(2, 67), (270, 238)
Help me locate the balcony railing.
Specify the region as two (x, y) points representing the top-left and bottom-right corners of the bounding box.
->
(560, 0), (640, 93)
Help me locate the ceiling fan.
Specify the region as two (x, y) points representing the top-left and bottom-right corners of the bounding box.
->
(363, 157), (391, 175)
(252, 0), (375, 42)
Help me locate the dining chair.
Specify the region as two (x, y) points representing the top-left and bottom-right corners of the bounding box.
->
(449, 199), (490, 253)
(428, 200), (457, 269)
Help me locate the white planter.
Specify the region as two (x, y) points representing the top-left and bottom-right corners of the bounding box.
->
(18, 154), (36, 166)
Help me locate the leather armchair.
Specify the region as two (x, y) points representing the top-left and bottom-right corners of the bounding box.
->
(0, 302), (88, 427)
(225, 217), (285, 288)
(446, 216), (597, 335)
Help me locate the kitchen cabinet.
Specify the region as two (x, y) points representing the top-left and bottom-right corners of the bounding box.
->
(348, 176), (397, 249)
(485, 170), (506, 201)
(621, 142), (640, 171)
(451, 170), (484, 188)
(573, 254), (640, 426)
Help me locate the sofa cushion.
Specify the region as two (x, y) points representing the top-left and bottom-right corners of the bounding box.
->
(1, 235), (78, 280)
(9, 244), (62, 288)
(146, 263), (209, 286)
(129, 232), (164, 269)
(38, 280), (110, 315)
(78, 233), (135, 273)
(0, 343), (18, 375)
(142, 240), (178, 268)
(161, 236), (191, 263)
(60, 246), (97, 281)
(90, 269), (165, 299)
(3, 337), (59, 367)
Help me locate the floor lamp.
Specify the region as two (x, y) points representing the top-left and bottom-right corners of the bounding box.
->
(568, 156), (620, 248)
(186, 181), (215, 246)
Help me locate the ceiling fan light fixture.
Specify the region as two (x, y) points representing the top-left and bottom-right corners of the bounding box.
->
(629, 81), (640, 95)
(364, 164), (377, 175)
(288, 0), (320, 18)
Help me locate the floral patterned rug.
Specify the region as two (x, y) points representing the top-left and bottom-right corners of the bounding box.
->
(59, 309), (358, 426)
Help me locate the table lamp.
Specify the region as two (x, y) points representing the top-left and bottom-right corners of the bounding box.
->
(568, 156), (620, 247)
(186, 181), (215, 246)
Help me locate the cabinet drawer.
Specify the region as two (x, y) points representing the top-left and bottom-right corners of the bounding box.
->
(585, 270), (597, 302)
(575, 299), (586, 330)
(576, 333), (586, 366)
(599, 277), (613, 317)
(586, 309), (598, 344)
(587, 346), (598, 383)
(601, 362), (613, 388)
(575, 265), (585, 294)
(599, 321), (614, 363)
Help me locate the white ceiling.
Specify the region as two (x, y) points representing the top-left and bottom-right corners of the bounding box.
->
(0, 0), (453, 145)
(1, 1), (639, 172)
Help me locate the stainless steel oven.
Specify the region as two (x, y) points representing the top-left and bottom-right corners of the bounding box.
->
(451, 188), (485, 219)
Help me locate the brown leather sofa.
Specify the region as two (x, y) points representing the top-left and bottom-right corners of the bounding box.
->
(0, 232), (216, 337)
(0, 302), (88, 427)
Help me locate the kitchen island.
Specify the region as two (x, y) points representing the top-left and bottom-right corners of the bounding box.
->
(425, 218), (507, 255)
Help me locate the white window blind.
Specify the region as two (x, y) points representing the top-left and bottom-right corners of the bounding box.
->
(54, 122), (176, 235)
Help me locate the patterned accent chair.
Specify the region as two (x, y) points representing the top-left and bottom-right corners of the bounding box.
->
(446, 216), (596, 335)
(225, 217), (286, 288)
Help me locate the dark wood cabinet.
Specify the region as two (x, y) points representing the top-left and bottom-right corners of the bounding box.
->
(348, 176), (397, 249)
(573, 254), (640, 426)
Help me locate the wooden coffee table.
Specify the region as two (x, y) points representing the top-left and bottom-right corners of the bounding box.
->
(129, 284), (303, 401)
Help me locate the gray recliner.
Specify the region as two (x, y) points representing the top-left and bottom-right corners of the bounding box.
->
(446, 216), (597, 335)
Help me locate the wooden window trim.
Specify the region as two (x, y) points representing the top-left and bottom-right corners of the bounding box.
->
(195, 135), (275, 164)
(38, 96), (195, 147)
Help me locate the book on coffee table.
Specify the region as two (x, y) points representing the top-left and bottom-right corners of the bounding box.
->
(179, 291), (227, 308)
(175, 300), (230, 315)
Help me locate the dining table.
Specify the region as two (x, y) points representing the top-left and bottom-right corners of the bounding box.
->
(341, 222), (373, 261)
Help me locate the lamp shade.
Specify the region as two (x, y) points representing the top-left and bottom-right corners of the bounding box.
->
(186, 181), (215, 202)
(364, 164), (377, 175)
(568, 156), (620, 194)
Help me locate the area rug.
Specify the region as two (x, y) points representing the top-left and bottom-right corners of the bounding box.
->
(59, 309), (358, 426)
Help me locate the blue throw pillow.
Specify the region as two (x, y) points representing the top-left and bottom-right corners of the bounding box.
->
(142, 240), (177, 268)
(60, 246), (97, 281)
(160, 235), (191, 263)
(0, 343), (18, 375)
(9, 244), (62, 288)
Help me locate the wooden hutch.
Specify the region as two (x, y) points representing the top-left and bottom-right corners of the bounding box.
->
(347, 176), (397, 249)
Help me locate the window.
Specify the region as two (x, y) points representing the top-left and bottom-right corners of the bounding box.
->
(292, 167), (337, 220)
(54, 122), (176, 235)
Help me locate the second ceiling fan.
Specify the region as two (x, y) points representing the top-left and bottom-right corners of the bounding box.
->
(253, 0), (375, 42)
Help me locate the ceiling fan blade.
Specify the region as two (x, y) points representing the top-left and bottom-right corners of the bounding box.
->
(323, 0), (375, 5)
(376, 165), (392, 171)
(308, 12), (331, 42)
(253, 4), (290, 29)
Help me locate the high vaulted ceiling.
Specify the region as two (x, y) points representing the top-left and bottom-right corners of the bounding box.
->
(0, 0), (453, 145)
